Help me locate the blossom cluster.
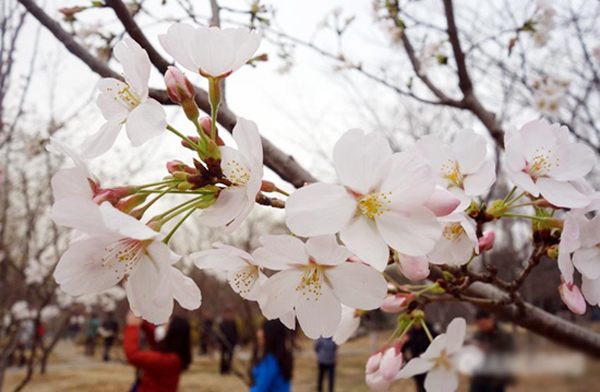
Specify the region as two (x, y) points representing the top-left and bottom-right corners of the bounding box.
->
(46, 20), (600, 392)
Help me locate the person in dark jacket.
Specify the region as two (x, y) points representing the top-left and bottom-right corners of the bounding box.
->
(124, 311), (192, 392)
(218, 308), (238, 374)
(199, 310), (214, 356)
(402, 321), (439, 392)
(315, 337), (337, 392)
(470, 310), (515, 392)
(101, 313), (119, 361)
(250, 319), (293, 392)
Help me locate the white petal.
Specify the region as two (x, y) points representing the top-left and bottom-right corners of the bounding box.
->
(81, 118), (123, 159)
(380, 152), (435, 206)
(332, 306), (359, 344)
(96, 78), (131, 121)
(51, 198), (107, 235)
(445, 317), (466, 354)
(114, 37), (150, 98)
(158, 23), (198, 72)
(286, 183), (356, 237)
(549, 143), (595, 181)
(279, 310), (296, 330)
(227, 265), (260, 299)
(48, 137), (94, 178)
(295, 283), (342, 339)
(380, 347), (403, 382)
(397, 357), (434, 379)
(376, 207), (441, 257)
(190, 248), (247, 270)
(197, 187), (246, 227)
(125, 99), (167, 146)
(582, 276), (600, 306)
(193, 26), (236, 77)
(326, 262), (386, 310)
(51, 167), (94, 201)
(229, 28), (261, 72)
(397, 254), (430, 281)
(305, 235), (352, 266)
(254, 234), (309, 269)
(340, 216), (390, 271)
(463, 159), (496, 196)
(126, 254), (172, 324)
(573, 247), (600, 280)
(260, 269), (303, 319)
(506, 169), (539, 196)
(519, 119), (558, 159)
(416, 135), (455, 177)
(536, 178), (590, 208)
(233, 117), (263, 167)
(98, 202), (160, 240)
(424, 367), (459, 392)
(452, 130), (487, 174)
(169, 267), (202, 310)
(421, 335), (448, 360)
(333, 129), (392, 194)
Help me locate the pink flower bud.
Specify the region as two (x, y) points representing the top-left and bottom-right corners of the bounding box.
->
(261, 180), (276, 193)
(423, 186), (460, 216)
(396, 254), (430, 281)
(559, 282), (586, 315)
(380, 343), (404, 382)
(365, 351), (383, 375)
(478, 231), (495, 252)
(165, 66), (195, 103)
(381, 294), (415, 313)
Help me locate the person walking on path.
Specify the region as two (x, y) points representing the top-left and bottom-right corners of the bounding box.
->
(315, 337), (337, 392)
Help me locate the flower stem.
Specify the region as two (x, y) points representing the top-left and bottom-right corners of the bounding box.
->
(502, 186), (517, 204)
(503, 213), (548, 221)
(275, 187), (290, 197)
(421, 319), (434, 342)
(151, 196), (204, 222)
(136, 180), (178, 190)
(163, 208), (196, 244)
(167, 124), (199, 150)
(505, 191), (527, 207)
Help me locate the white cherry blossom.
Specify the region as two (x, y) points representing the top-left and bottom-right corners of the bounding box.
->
(398, 318), (471, 392)
(159, 23), (261, 78)
(332, 305), (360, 344)
(505, 120), (595, 208)
(191, 242), (264, 300)
(416, 129), (496, 210)
(197, 118), (263, 233)
(253, 234), (387, 339)
(428, 213), (479, 266)
(82, 37), (167, 158)
(286, 129), (442, 271)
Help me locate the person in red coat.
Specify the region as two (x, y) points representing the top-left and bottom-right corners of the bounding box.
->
(124, 312), (192, 392)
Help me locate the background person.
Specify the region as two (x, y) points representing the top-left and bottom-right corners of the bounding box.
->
(218, 308), (238, 374)
(101, 312), (119, 362)
(250, 319), (293, 392)
(199, 310), (214, 356)
(314, 337), (337, 392)
(123, 311), (192, 392)
(84, 314), (100, 357)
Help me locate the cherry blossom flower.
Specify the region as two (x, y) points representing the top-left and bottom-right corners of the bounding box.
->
(82, 37), (167, 158)
(196, 118), (263, 233)
(505, 120), (595, 208)
(428, 213), (479, 266)
(159, 23), (261, 78)
(53, 202), (200, 324)
(478, 231), (495, 252)
(365, 342), (404, 391)
(332, 305), (360, 344)
(191, 242), (264, 300)
(416, 130), (496, 210)
(253, 234), (387, 339)
(286, 129), (442, 271)
(398, 318), (470, 392)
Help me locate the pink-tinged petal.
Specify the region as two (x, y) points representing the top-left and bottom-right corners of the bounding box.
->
(51, 167), (94, 201)
(169, 266), (202, 310)
(366, 352), (383, 374)
(423, 187), (460, 217)
(125, 99), (167, 146)
(259, 269), (303, 319)
(365, 371), (391, 392)
(340, 216), (390, 271)
(305, 235), (352, 266)
(285, 183), (356, 237)
(424, 366), (459, 392)
(450, 233), (476, 265)
(254, 235), (309, 269)
(295, 283), (341, 339)
(54, 235), (130, 296)
(332, 305), (360, 344)
(452, 130), (487, 174)
(190, 248), (248, 271)
(448, 187), (473, 212)
(463, 159), (496, 196)
(381, 294), (413, 313)
(478, 231), (495, 252)
(427, 237), (453, 265)
(581, 276), (600, 306)
(573, 247), (600, 279)
(380, 347), (403, 381)
(380, 152), (435, 206)
(197, 187), (245, 227)
(193, 26), (236, 77)
(98, 202), (160, 241)
(397, 254), (430, 281)
(549, 143), (595, 181)
(232, 117), (263, 166)
(81, 118), (123, 159)
(536, 178), (590, 208)
(519, 119), (558, 159)
(376, 207), (441, 257)
(445, 317), (466, 354)
(333, 129), (392, 194)
(558, 283), (586, 315)
(158, 23), (198, 73)
(416, 135), (455, 177)
(397, 357), (434, 379)
(326, 262), (387, 310)
(506, 170), (539, 196)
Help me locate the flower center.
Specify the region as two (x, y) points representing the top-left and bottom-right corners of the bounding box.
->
(434, 350), (453, 371)
(102, 239), (148, 282)
(440, 159), (463, 187)
(357, 192), (392, 219)
(223, 159), (250, 187)
(231, 266), (258, 296)
(107, 84), (141, 113)
(526, 147), (557, 178)
(295, 263), (325, 302)
(443, 222), (464, 242)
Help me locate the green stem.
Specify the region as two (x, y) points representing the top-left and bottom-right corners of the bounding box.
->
(167, 125), (198, 150)
(502, 186), (517, 204)
(138, 189), (216, 195)
(210, 102), (218, 141)
(275, 187), (290, 197)
(159, 199), (205, 224)
(163, 208), (196, 244)
(151, 196), (204, 222)
(503, 213), (548, 221)
(507, 201), (536, 210)
(136, 180), (178, 190)
(505, 191), (527, 207)
(421, 319), (434, 342)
